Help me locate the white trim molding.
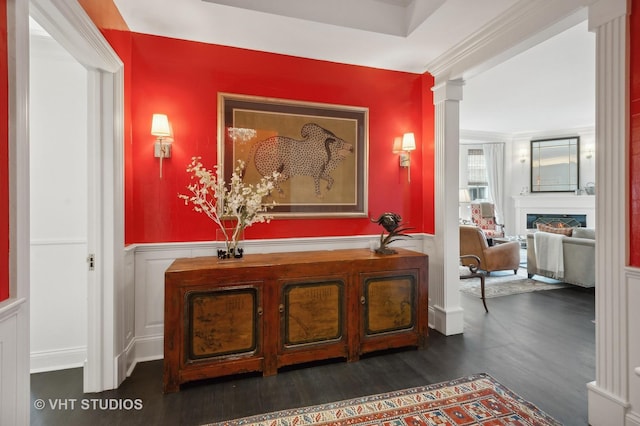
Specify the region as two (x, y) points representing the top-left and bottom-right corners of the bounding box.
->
(0, 299), (28, 426)
(30, 346), (87, 373)
(626, 267), (640, 424)
(586, 1), (630, 424)
(29, 0), (125, 393)
(6, 0), (31, 423)
(430, 80), (465, 336)
(427, 0), (591, 82)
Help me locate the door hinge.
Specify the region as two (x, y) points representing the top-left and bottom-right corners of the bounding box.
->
(87, 254), (95, 271)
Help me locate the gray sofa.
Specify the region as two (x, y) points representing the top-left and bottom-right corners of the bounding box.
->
(526, 227), (595, 288)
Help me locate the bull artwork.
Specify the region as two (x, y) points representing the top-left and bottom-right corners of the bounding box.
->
(247, 123), (354, 198)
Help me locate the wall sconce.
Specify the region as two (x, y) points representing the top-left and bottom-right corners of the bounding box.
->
(151, 113), (173, 178)
(519, 149), (527, 163)
(393, 132), (416, 182)
(585, 147), (594, 159)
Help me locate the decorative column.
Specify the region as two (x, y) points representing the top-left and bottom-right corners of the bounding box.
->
(586, 0), (630, 424)
(429, 79), (464, 335)
(5, 0), (31, 424)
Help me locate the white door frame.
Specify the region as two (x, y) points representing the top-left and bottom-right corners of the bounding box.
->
(28, 0), (124, 392)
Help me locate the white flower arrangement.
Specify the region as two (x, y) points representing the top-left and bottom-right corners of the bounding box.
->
(179, 157), (279, 258)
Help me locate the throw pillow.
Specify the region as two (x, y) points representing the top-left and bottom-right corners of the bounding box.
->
(536, 223), (574, 236)
(572, 227), (596, 239)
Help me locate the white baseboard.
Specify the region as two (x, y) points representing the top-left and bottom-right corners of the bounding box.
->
(114, 337), (135, 386)
(428, 305), (436, 330)
(587, 381), (630, 426)
(125, 334), (164, 376)
(133, 334), (164, 363)
(431, 304), (464, 336)
(627, 411), (640, 426)
(30, 346), (86, 373)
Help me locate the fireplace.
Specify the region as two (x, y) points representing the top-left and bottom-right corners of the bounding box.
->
(513, 195), (595, 235)
(526, 213), (587, 229)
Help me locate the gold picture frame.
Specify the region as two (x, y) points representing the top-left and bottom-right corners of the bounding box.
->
(218, 93), (369, 217)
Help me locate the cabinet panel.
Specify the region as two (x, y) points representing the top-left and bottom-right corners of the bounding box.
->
(363, 275), (415, 335)
(187, 288), (258, 360)
(283, 280), (343, 346)
(359, 269), (422, 355)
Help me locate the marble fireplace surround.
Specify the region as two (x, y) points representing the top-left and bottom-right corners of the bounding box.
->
(513, 194), (596, 236)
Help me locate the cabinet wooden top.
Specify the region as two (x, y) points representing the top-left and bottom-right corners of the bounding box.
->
(166, 247), (426, 274)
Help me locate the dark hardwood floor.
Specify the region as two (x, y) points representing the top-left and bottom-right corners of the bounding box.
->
(31, 286), (595, 426)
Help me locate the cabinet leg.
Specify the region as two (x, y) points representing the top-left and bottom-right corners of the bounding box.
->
(163, 381), (180, 394)
(263, 362), (277, 376)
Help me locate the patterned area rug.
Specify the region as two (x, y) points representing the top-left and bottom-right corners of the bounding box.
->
(460, 268), (569, 299)
(207, 373), (561, 426)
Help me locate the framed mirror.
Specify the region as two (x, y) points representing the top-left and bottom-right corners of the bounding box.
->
(530, 136), (579, 192)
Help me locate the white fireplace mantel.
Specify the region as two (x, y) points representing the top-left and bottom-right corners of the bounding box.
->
(513, 194), (596, 235)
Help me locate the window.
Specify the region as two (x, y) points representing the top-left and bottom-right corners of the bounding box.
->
(466, 148), (488, 201)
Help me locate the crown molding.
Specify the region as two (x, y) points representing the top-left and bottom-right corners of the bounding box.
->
(459, 129), (512, 143)
(30, 0), (122, 73)
(460, 125), (595, 143)
(588, 0), (626, 30)
(510, 125), (595, 140)
(426, 0), (590, 82)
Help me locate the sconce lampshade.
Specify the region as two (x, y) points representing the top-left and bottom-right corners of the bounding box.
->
(151, 114), (171, 137)
(392, 136), (403, 153)
(459, 188), (471, 203)
(401, 133), (416, 151)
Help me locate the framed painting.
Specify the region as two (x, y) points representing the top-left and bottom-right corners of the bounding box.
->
(218, 93), (369, 217)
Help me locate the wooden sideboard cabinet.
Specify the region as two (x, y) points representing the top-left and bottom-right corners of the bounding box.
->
(163, 248), (428, 393)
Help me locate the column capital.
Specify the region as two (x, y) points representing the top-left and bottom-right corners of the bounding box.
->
(432, 79), (464, 104)
(588, 0), (627, 31)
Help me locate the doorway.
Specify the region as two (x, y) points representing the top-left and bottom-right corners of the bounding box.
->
(27, 0), (125, 392)
(28, 14), (90, 385)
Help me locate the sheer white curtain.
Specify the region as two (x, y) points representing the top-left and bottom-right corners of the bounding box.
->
(482, 143), (505, 226)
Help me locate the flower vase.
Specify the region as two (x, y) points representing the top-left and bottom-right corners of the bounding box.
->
(216, 228), (244, 260)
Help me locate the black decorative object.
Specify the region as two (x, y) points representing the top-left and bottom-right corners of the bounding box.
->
(218, 248), (244, 259)
(371, 212), (413, 255)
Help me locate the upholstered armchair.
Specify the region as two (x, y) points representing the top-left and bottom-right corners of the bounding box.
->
(459, 225), (520, 275)
(470, 202), (504, 238)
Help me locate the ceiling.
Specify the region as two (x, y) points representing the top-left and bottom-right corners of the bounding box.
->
(460, 20), (595, 136)
(108, 0), (595, 135)
(112, 0), (518, 74)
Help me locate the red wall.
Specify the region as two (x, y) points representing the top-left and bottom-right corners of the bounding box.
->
(631, 0), (640, 266)
(420, 73), (435, 235)
(102, 31), (435, 244)
(0, 0), (9, 302)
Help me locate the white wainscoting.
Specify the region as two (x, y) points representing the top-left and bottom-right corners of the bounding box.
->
(122, 248), (135, 377)
(30, 240), (88, 373)
(0, 304), (19, 426)
(627, 267), (640, 424)
(125, 234), (427, 373)
(0, 299), (28, 426)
